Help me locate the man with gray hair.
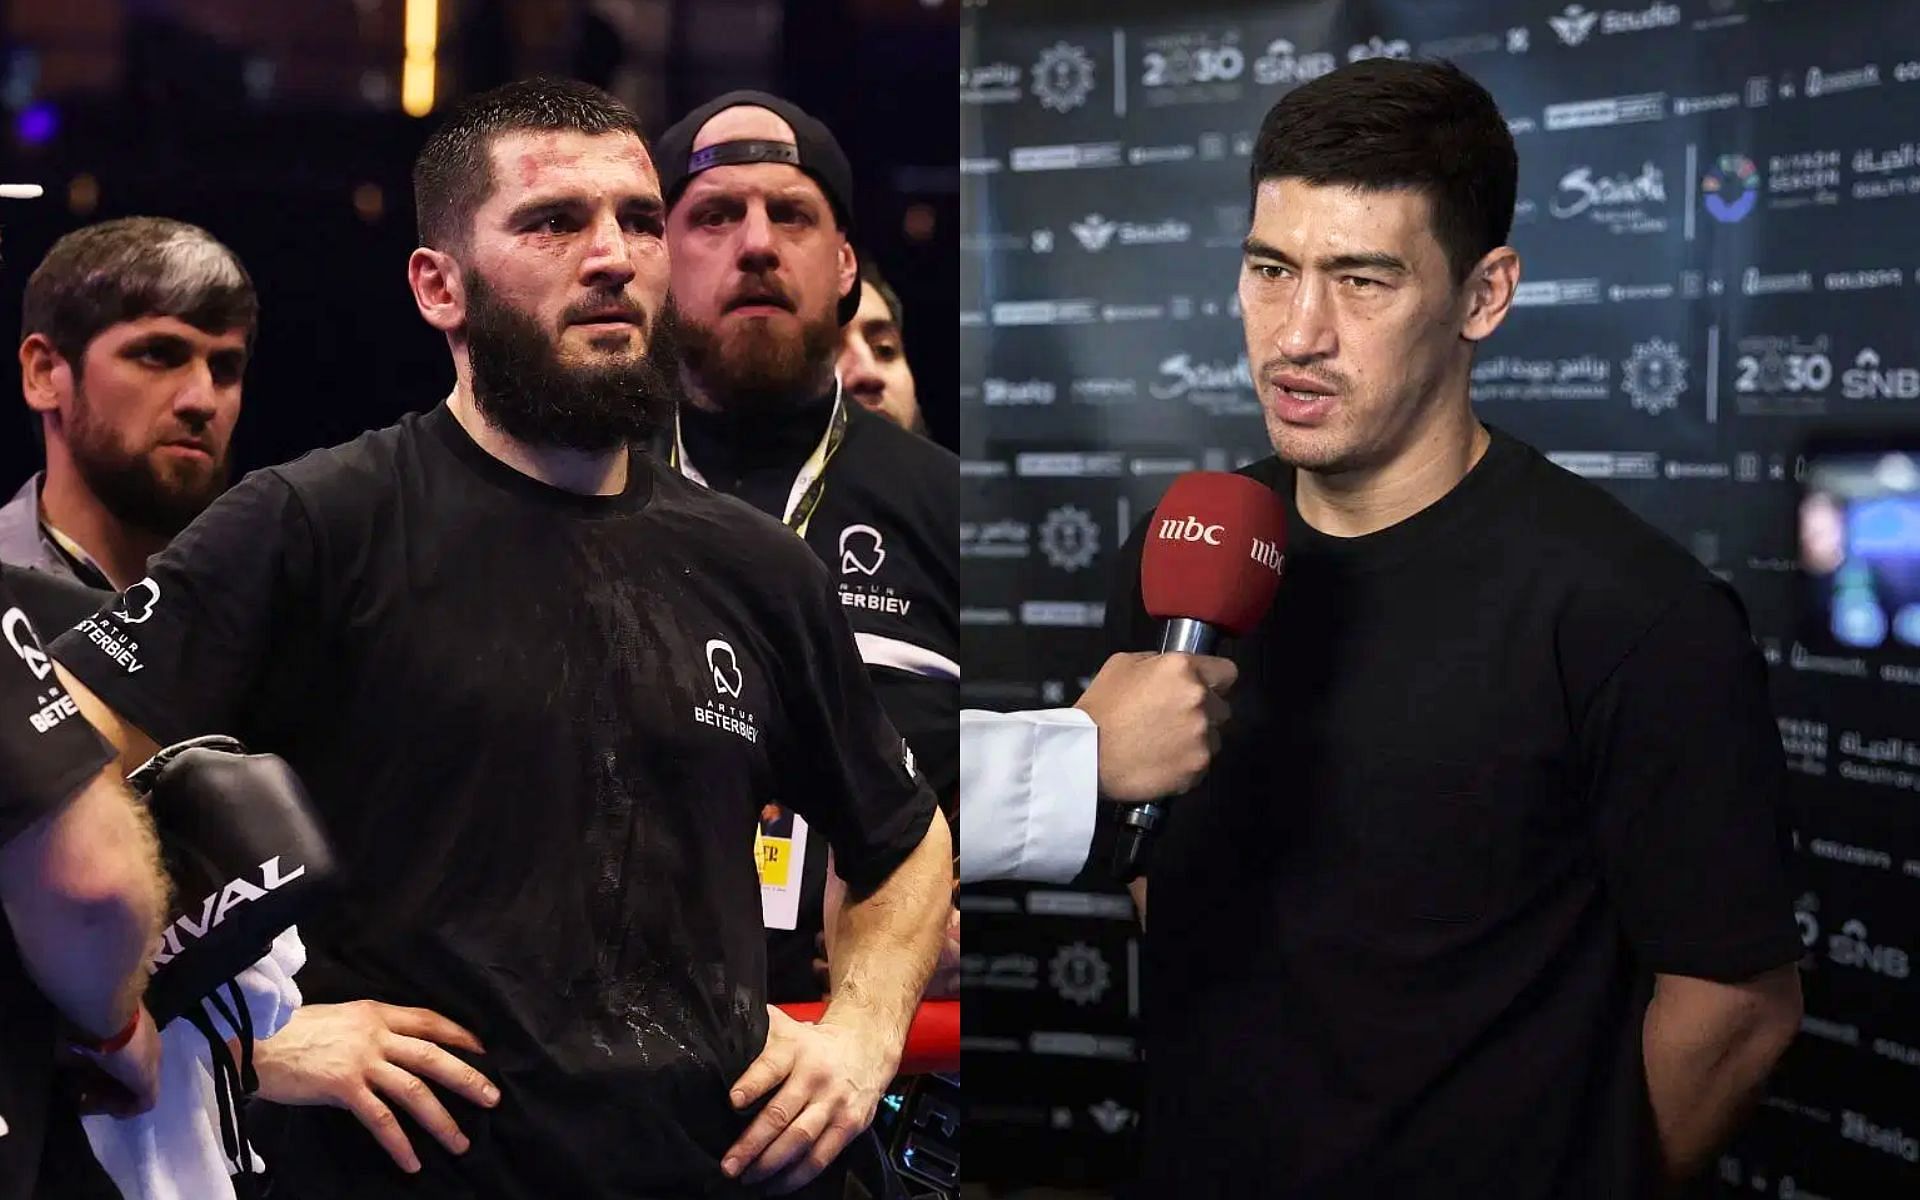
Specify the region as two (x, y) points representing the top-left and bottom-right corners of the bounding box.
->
(4, 216), (256, 590)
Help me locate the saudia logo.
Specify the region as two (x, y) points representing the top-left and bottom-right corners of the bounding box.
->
(150, 856), (306, 967)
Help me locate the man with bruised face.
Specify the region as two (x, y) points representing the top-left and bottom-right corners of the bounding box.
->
(46, 78), (950, 1199)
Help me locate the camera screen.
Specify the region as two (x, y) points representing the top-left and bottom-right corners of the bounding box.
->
(1800, 449), (1920, 652)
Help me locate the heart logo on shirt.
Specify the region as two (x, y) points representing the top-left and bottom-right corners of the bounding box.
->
(705, 638), (744, 698)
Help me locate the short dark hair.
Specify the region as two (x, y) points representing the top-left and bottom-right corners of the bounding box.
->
(21, 216), (257, 371)
(412, 77), (648, 251)
(1250, 59), (1516, 283)
(858, 256), (903, 334)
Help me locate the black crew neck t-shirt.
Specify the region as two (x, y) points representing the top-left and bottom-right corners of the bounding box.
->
(49, 404), (936, 1199)
(679, 394), (958, 1003)
(1104, 425), (1802, 1199)
(0, 566), (117, 1200)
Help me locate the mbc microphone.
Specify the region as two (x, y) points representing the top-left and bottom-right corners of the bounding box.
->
(1112, 471), (1288, 880)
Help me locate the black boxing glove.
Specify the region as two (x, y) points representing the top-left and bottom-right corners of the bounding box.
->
(131, 736), (335, 1029)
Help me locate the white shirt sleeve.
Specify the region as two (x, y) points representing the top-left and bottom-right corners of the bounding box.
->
(959, 708), (1099, 884)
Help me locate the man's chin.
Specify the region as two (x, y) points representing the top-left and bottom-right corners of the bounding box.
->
(561, 325), (648, 353)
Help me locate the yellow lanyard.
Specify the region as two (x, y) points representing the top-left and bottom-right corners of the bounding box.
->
(670, 378), (848, 538)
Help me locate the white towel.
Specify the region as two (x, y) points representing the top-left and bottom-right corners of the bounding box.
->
(82, 928), (305, 1199)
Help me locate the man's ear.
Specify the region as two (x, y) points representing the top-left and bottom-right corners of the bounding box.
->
(837, 239), (858, 307)
(19, 333), (74, 419)
(409, 247), (467, 334)
(1461, 245), (1521, 345)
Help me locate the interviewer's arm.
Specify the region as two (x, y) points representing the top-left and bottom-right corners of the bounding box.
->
(1643, 966), (1801, 1188)
(958, 709), (1097, 884)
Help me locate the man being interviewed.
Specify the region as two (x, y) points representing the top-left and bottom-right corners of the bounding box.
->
(48, 77), (949, 1199)
(1105, 59), (1803, 1198)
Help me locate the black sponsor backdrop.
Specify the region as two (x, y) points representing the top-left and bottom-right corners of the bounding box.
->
(960, 0), (1920, 1194)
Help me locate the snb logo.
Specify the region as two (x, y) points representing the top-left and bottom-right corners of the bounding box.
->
(2, 608), (51, 681)
(112, 578), (161, 624)
(704, 639), (744, 698)
(1158, 514), (1223, 545)
(838, 525), (886, 576)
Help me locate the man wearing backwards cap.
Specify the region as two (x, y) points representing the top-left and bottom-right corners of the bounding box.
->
(47, 77), (950, 1199)
(654, 93), (959, 1011)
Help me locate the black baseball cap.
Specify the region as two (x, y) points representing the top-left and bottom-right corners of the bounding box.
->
(655, 91), (860, 324)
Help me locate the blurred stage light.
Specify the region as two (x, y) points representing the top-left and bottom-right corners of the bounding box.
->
(68, 174), (98, 216)
(16, 102), (57, 146)
(354, 182), (386, 223)
(903, 203), (936, 242)
(402, 0), (439, 117)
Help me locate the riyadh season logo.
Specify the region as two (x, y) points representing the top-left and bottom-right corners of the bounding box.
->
(1039, 506), (1101, 571)
(1049, 941), (1112, 1005)
(1701, 154), (1760, 222)
(1032, 42), (1096, 114)
(1622, 339), (1687, 414)
(838, 524), (886, 576)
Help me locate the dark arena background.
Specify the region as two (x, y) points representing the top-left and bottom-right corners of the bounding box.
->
(959, 1), (1920, 1195)
(0, 0), (959, 471)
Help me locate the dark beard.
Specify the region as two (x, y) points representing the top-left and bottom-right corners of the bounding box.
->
(678, 306), (839, 412)
(465, 270), (680, 452)
(67, 386), (227, 538)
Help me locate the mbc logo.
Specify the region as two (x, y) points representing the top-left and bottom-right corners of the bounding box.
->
(1158, 515), (1224, 544)
(1158, 516), (1284, 576)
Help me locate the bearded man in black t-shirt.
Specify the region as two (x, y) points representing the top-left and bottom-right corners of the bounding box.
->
(48, 78), (950, 1200)
(1104, 59), (1804, 1199)
(650, 93), (959, 1009)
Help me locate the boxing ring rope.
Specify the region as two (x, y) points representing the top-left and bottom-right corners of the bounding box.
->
(776, 1000), (960, 1076)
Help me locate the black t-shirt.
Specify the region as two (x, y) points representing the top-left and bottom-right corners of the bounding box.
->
(49, 404), (936, 1199)
(1104, 425), (1802, 1199)
(678, 393), (957, 1003)
(0, 565), (117, 1200)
